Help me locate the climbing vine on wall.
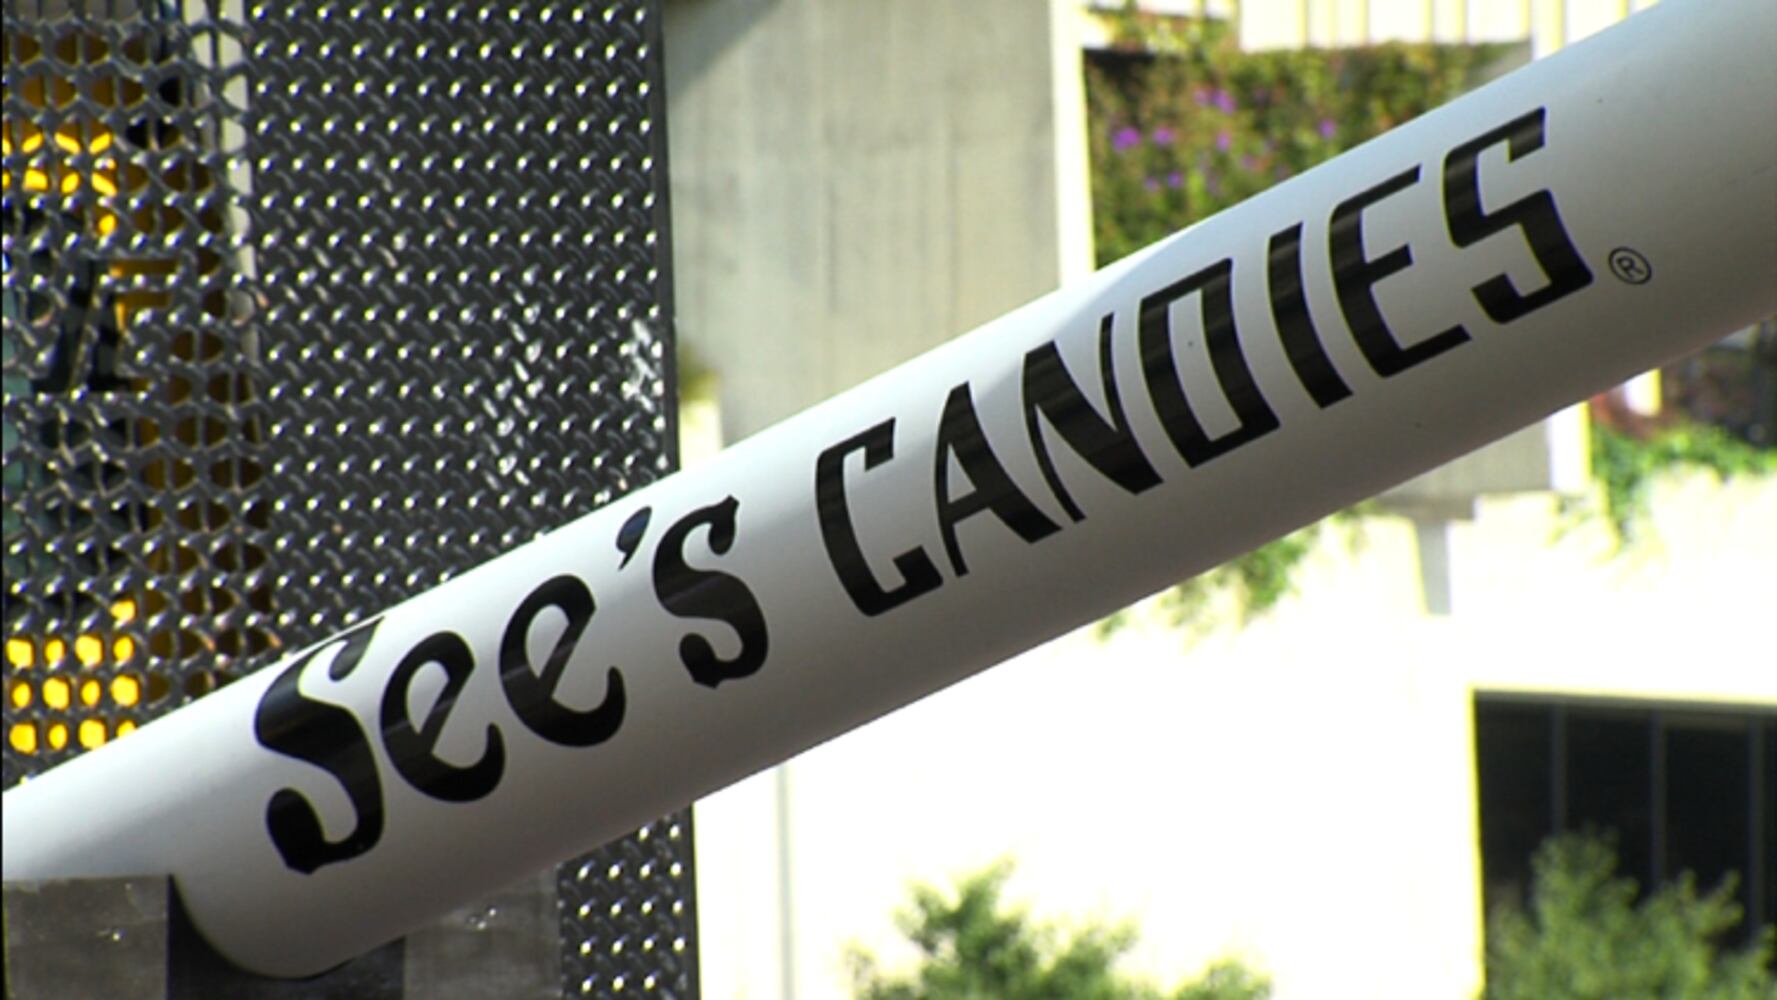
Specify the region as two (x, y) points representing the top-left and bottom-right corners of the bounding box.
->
(1086, 12), (1511, 266)
(1588, 419), (1777, 546)
(1084, 11), (1510, 629)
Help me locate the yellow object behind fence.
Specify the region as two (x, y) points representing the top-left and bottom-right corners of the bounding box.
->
(4, 22), (275, 763)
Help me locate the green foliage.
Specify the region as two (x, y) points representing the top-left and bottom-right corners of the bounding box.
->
(1161, 521), (1318, 625)
(1096, 503), (1372, 638)
(1588, 420), (1777, 545)
(1086, 10), (1508, 266)
(1484, 834), (1776, 1000)
(848, 863), (1270, 1000)
(1172, 962), (1274, 1000)
(1084, 13), (1503, 633)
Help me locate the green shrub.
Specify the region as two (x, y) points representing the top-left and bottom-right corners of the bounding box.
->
(1587, 420), (1777, 545)
(847, 862), (1269, 1000)
(1086, 11), (1507, 266)
(1484, 834), (1776, 1000)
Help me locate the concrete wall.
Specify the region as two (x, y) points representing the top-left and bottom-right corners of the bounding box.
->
(664, 5), (1092, 995)
(695, 471), (1777, 1000)
(663, 0), (1093, 441)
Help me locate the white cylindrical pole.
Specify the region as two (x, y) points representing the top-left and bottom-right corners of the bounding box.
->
(5, 0), (1774, 977)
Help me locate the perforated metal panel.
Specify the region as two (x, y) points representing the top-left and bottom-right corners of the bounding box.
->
(2, 1), (696, 994)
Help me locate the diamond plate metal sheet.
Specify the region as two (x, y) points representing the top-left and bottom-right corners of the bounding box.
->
(2, 1), (696, 995)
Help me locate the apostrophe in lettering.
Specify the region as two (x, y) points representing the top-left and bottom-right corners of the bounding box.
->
(653, 497), (770, 688)
(617, 507), (652, 569)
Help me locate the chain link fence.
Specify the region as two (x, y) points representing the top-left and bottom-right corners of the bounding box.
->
(2, 1), (695, 994)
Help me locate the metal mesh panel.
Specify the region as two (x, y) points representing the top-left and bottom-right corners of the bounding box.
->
(2, 1), (696, 994)
(560, 815), (699, 997)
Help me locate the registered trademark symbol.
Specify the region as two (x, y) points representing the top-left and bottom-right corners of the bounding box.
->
(1608, 246), (1652, 285)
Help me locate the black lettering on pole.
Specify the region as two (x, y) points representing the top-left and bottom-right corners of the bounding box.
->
(379, 632), (505, 802)
(815, 421), (943, 616)
(934, 382), (1062, 576)
(253, 619), (386, 874)
(1022, 317), (1163, 522)
(1138, 258), (1280, 466)
(1267, 223), (1353, 408)
(653, 496), (770, 688)
(1330, 167), (1470, 376)
(1444, 107), (1593, 322)
(500, 575), (626, 747)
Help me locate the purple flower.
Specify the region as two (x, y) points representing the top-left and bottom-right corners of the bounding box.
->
(1143, 176), (1161, 193)
(1214, 90), (1237, 114)
(1317, 118), (1337, 140)
(1215, 130), (1233, 152)
(1240, 154), (1259, 171)
(1192, 86), (1211, 107)
(1112, 126), (1142, 153)
(1204, 171), (1222, 197)
(1150, 125), (1177, 147)
(1166, 171), (1183, 189)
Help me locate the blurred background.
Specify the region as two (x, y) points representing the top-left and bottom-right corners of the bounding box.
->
(3, 0), (1770, 997)
(666, 1), (1775, 998)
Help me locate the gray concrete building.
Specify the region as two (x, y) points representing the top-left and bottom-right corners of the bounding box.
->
(664, 0), (1094, 440)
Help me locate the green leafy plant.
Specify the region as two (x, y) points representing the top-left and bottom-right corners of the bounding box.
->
(1096, 520), (1322, 639)
(848, 862), (1270, 1000)
(1086, 11), (1509, 266)
(1084, 13), (1506, 633)
(1096, 501), (1375, 638)
(1484, 834), (1775, 1000)
(1588, 419), (1777, 546)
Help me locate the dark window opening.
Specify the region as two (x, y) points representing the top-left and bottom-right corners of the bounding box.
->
(1475, 697), (1776, 948)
